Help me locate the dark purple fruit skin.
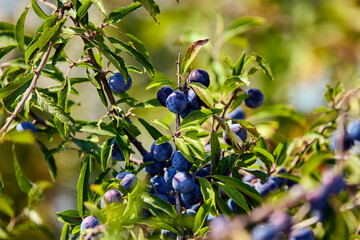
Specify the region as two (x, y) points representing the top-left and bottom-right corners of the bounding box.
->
(164, 166), (177, 185)
(16, 121), (36, 133)
(156, 194), (169, 202)
(244, 88), (264, 108)
(251, 223), (278, 240)
(227, 107), (245, 123)
(180, 104), (199, 119)
(151, 140), (173, 162)
(189, 69), (210, 87)
(157, 86), (174, 107)
(143, 152), (165, 175)
(115, 172), (137, 190)
(151, 176), (172, 195)
(288, 227), (315, 240)
(196, 167), (210, 177)
(348, 121), (360, 140)
(254, 179), (278, 197)
(227, 199), (237, 213)
(111, 142), (125, 161)
(80, 216), (100, 232)
(187, 88), (205, 109)
(330, 132), (354, 151)
(172, 172), (195, 193)
(100, 190), (123, 208)
(223, 124), (247, 145)
(109, 72), (132, 94)
(181, 184), (203, 206)
(171, 150), (193, 172)
(166, 91), (188, 113)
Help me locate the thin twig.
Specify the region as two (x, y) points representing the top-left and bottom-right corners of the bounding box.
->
(0, 43), (53, 138)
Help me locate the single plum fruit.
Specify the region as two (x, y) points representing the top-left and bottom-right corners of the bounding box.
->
(109, 72), (132, 94)
(244, 88), (264, 108)
(189, 69), (210, 87)
(16, 121), (36, 133)
(166, 91), (188, 113)
(157, 86), (174, 107)
(151, 140), (173, 162)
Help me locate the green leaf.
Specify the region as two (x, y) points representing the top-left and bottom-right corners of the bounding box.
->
(244, 169), (267, 183)
(223, 16), (265, 40)
(252, 147), (274, 162)
(12, 144), (33, 195)
(36, 91), (75, 133)
(136, 0), (160, 22)
(156, 135), (173, 145)
(193, 198), (212, 235)
(253, 53), (274, 81)
(31, 0), (49, 19)
(115, 134), (131, 166)
(213, 175), (263, 204)
(181, 39), (209, 74)
(190, 82), (214, 108)
(56, 209), (87, 225)
(141, 193), (177, 218)
(146, 78), (175, 90)
(108, 37), (154, 77)
(183, 135), (205, 160)
(0, 195), (14, 217)
(217, 182), (249, 213)
(232, 51), (246, 76)
(181, 108), (221, 126)
(0, 44), (16, 62)
(105, 3), (142, 23)
(175, 138), (193, 163)
(37, 141), (58, 182)
(15, 7), (29, 54)
(210, 129), (221, 175)
(152, 119), (171, 132)
(3, 130), (35, 145)
(273, 141), (287, 166)
(138, 117), (163, 140)
(77, 157), (91, 218)
(100, 138), (113, 172)
(60, 224), (70, 240)
(227, 93), (249, 113)
(179, 123), (204, 133)
(0, 73), (34, 99)
(90, 0), (107, 16)
(233, 119), (259, 137)
(28, 180), (52, 205)
(76, 0), (92, 21)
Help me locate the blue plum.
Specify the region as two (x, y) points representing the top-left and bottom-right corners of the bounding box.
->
(166, 91), (188, 113)
(254, 179), (278, 197)
(187, 88), (204, 109)
(143, 152), (165, 175)
(80, 216), (100, 233)
(156, 194), (169, 202)
(288, 227), (315, 240)
(323, 172), (345, 195)
(16, 121), (36, 133)
(172, 171), (195, 193)
(116, 172), (137, 190)
(227, 199), (237, 213)
(181, 184), (203, 206)
(111, 142), (125, 161)
(348, 120), (360, 141)
(189, 69), (210, 87)
(109, 72), (132, 94)
(251, 223), (278, 240)
(100, 190), (123, 208)
(227, 107), (245, 123)
(244, 88), (264, 108)
(151, 176), (172, 195)
(223, 124), (247, 145)
(157, 86), (174, 107)
(180, 104), (198, 119)
(171, 150), (193, 172)
(164, 166), (177, 185)
(330, 132), (354, 151)
(196, 167), (210, 177)
(151, 140), (173, 162)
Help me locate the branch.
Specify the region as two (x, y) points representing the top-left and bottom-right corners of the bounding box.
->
(0, 43), (53, 137)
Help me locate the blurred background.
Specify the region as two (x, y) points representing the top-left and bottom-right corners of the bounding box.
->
(1, 0), (360, 238)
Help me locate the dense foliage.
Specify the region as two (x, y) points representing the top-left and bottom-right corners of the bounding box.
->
(0, 1), (360, 240)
